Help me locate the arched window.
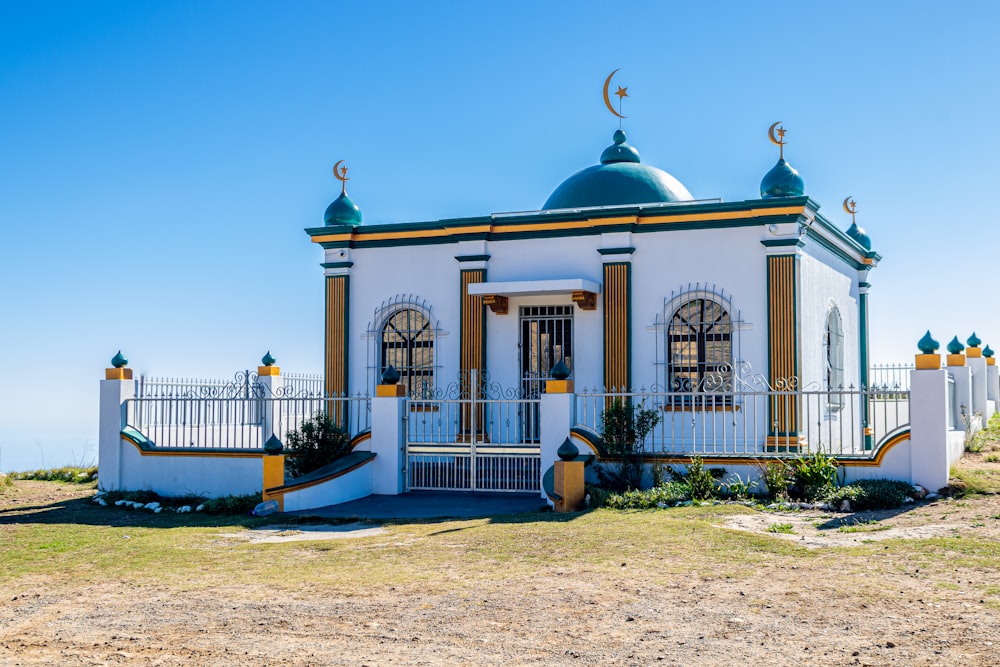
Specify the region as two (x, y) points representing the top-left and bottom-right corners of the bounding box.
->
(381, 308), (434, 398)
(668, 298), (733, 393)
(825, 306), (844, 406)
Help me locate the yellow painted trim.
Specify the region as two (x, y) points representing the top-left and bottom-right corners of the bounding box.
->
(915, 353), (941, 370)
(325, 275), (348, 399)
(967, 348), (983, 358)
(257, 365), (281, 376)
(105, 368), (133, 380)
(545, 379), (574, 394)
(349, 431), (372, 450)
(947, 354), (966, 367)
(376, 384), (406, 397)
(262, 456), (285, 510)
(989, 358), (996, 366)
(266, 455), (376, 495)
(660, 404), (741, 412)
(848, 430), (910, 467)
(310, 206), (808, 244)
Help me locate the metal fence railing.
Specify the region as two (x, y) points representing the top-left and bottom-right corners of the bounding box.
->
(574, 386), (910, 458)
(124, 395), (370, 450)
(868, 363), (915, 393)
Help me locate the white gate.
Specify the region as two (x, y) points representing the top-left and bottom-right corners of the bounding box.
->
(405, 372), (541, 492)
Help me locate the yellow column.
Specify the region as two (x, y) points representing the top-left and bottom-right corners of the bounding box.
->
(766, 254), (801, 450)
(602, 262), (631, 392)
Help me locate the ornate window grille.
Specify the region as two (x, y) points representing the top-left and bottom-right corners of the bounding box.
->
(825, 305), (845, 407)
(652, 285), (745, 400)
(366, 295), (443, 398)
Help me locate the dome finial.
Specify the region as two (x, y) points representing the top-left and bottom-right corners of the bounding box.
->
(843, 197), (872, 250)
(768, 121), (787, 160)
(324, 159), (363, 227)
(333, 160), (350, 195)
(760, 122), (804, 199)
(602, 69), (629, 130)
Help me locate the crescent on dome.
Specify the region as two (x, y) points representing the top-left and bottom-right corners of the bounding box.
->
(602, 69), (627, 120)
(843, 197), (857, 221)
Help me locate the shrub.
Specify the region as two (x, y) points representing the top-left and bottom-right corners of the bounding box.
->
(596, 399), (661, 491)
(790, 451), (839, 501)
(602, 481), (691, 510)
(824, 479), (915, 510)
(684, 456), (718, 500)
(0, 473), (13, 492)
(284, 412), (352, 478)
(200, 494), (260, 515)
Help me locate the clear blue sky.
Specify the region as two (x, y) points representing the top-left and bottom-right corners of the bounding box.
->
(2, 1), (997, 471)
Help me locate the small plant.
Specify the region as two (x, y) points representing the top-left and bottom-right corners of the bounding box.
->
(985, 454), (1000, 463)
(962, 406), (985, 452)
(755, 459), (792, 500)
(596, 399), (661, 491)
(0, 473), (13, 492)
(767, 522), (794, 534)
(683, 456), (718, 500)
(721, 473), (759, 500)
(284, 412), (352, 478)
(790, 451), (839, 501)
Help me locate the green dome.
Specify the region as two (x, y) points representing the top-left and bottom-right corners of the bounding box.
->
(324, 192), (362, 227)
(846, 222), (872, 250)
(542, 130), (693, 210)
(760, 158), (804, 199)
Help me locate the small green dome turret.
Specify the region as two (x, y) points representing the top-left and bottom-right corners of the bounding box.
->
(984, 345), (994, 358)
(917, 331), (939, 354)
(846, 222), (872, 250)
(543, 130), (693, 210)
(947, 336), (964, 355)
(968, 332), (982, 348)
(760, 158), (804, 199)
(324, 192), (362, 227)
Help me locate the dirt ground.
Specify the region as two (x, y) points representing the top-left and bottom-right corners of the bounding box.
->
(3, 481), (1000, 666)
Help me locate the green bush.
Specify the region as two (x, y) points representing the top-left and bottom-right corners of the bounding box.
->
(284, 412), (352, 478)
(200, 494), (260, 515)
(596, 399), (661, 491)
(720, 473), (759, 500)
(824, 479), (915, 510)
(790, 451), (839, 501)
(0, 473), (13, 491)
(684, 456), (718, 500)
(602, 481), (691, 509)
(584, 484), (610, 509)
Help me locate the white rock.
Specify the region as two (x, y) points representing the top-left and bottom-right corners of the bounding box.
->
(925, 492), (940, 500)
(195, 504), (206, 512)
(912, 485), (928, 499)
(144, 502), (160, 511)
(904, 497), (915, 503)
(95, 498), (107, 506)
(799, 503), (815, 510)
(177, 506), (192, 513)
(656, 502), (667, 508)
(839, 499), (852, 512)
(115, 500), (126, 506)
(153, 507), (162, 513)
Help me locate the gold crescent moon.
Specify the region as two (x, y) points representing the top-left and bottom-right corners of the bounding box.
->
(333, 160), (350, 182)
(767, 121), (784, 146)
(603, 69), (626, 119)
(843, 197), (856, 215)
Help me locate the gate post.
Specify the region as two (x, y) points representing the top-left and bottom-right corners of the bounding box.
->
(98, 351), (135, 492)
(539, 379), (575, 502)
(256, 352), (283, 443)
(371, 380), (406, 495)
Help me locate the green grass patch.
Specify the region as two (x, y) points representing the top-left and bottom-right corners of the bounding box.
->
(950, 466), (1000, 495)
(9, 466), (98, 484)
(767, 522), (794, 534)
(837, 519), (890, 533)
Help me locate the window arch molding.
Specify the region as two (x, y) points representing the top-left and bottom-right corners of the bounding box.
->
(365, 295), (445, 398)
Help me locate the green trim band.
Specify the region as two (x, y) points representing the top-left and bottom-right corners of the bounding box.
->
(597, 246), (636, 255)
(321, 261), (354, 269)
(454, 254), (491, 262)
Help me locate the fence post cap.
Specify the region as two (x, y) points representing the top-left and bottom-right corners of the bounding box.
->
(917, 331), (939, 354)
